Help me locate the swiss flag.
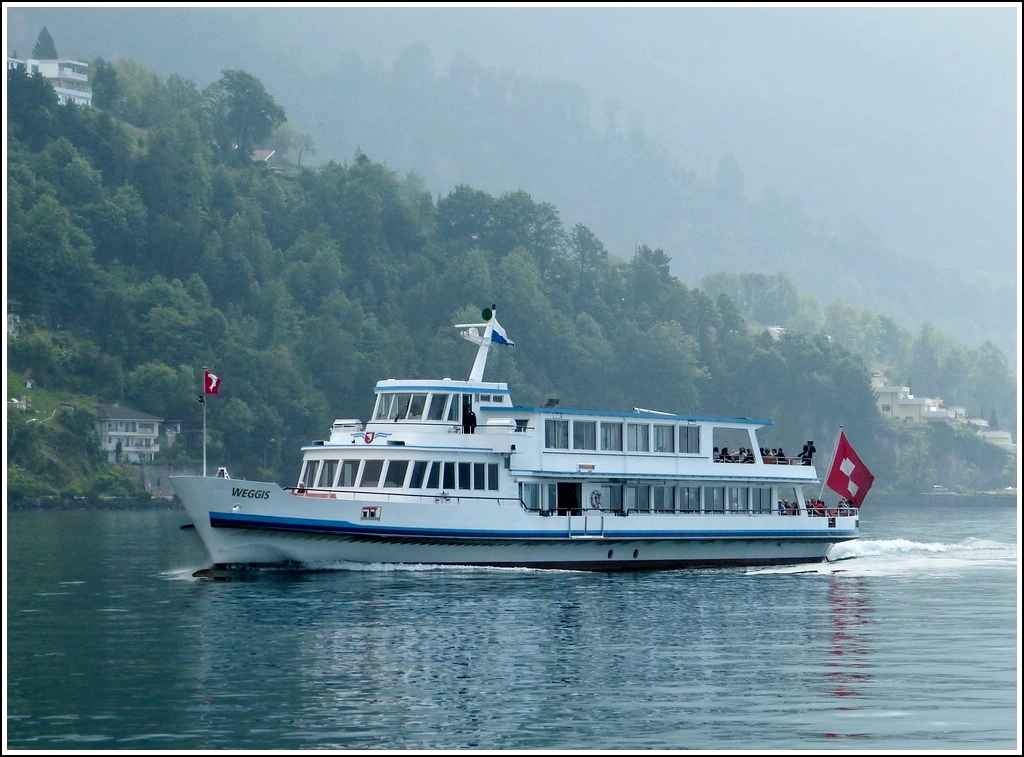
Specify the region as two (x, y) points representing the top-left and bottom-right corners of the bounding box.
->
(826, 431), (874, 507)
(204, 370), (221, 395)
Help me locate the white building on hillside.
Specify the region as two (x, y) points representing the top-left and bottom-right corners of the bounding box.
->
(8, 56), (92, 107)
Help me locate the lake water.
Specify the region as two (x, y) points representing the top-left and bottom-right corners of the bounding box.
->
(4, 494), (1019, 751)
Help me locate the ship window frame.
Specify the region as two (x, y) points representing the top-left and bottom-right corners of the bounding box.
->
(521, 482), (541, 510)
(679, 486), (701, 513)
(705, 486), (726, 513)
(545, 419), (569, 449)
(573, 420), (597, 450)
(653, 424), (675, 453)
(383, 460), (409, 488)
(409, 460), (429, 488)
(426, 461), (441, 488)
(627, 483), (651, 512)
(425, 393), (448, 421)
(407, 393), (428, 420)
(600, 422), (623, 451)
(627, 423), (650, 452)
(317, 459), (339, 488)
(442, 461), (456, 489)
(653, 484), (674, 511)
(679, 425), (700, 454)
(339, 459), (359, 487)
(358, 459), (384, 487)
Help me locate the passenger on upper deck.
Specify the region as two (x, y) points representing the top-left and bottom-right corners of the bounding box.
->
(462, 404), (477, 434)
(799, 441), (816, 465)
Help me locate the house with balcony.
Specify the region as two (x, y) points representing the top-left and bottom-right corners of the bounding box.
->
(871, 373), (966, 423)
(8, 56), (92, 107)
(94, 403), (165, 463)
(872, 373), (1014, 453)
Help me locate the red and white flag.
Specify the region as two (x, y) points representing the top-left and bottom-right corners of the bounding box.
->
(826, 431), (874, 507)
(204, 370), (221, 395)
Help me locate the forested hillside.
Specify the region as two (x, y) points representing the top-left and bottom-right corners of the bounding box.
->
(5, 63), (1016, 500)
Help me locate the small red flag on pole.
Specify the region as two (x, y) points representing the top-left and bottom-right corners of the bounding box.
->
(204, 370), (221, 395)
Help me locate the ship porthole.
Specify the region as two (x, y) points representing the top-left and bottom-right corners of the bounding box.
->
(607, 549), (614, 559)
(633, 549), (639, 559)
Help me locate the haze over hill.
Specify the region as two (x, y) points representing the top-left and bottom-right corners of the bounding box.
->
(4, 4), (1020, 360)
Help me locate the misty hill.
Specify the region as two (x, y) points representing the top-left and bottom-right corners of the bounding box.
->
(5, 61), (1016, 500)
(4, 6), (1017, 362)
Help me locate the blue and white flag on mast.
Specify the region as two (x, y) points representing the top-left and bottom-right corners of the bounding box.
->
(490, 318), (515, 347)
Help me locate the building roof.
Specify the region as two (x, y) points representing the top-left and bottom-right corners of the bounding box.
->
(94, 403), (164, 422)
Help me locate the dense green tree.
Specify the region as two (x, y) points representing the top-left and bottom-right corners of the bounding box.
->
(6, 66), (60, 148)
(203, 69), (286, 164)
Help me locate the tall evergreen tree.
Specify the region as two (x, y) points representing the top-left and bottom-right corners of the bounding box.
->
(32, 26), (58, 59)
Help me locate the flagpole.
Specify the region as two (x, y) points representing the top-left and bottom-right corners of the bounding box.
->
(817, 425), (843, 502)
(203, 391), (207, 477)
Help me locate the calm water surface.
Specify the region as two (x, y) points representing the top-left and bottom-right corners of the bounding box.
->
(5, 494), (1019, 751)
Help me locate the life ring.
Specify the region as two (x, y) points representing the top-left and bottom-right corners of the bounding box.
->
(590, 490), (602, 509)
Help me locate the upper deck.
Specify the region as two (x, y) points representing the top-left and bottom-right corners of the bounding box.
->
(309, 309), (820, 485)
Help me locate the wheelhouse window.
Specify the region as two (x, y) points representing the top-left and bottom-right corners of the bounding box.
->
(383, 460), (408, 487)
(545, 419), (569, 449)
(409, 460), (429, 488)
(442, 462), (456, 489)
(407, 393), (427, 420)
(317, 459), (338, 488)
(425, 394), (448, 421)
(300, 460), (318, 488)
(372, 394), (390, 420)
(627, 423), (649, 452)
(601, 422), (623, 451)
(426, 461), (441, 488)
(339, 460), (359, 487)
(358, 460), (384, 487)
(573, 420), (597, 450)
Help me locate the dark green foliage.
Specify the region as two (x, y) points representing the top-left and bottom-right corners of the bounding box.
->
(31, 26), (58, 59)
(4, 61), (1015, 496)
(202, 69), (286, 165)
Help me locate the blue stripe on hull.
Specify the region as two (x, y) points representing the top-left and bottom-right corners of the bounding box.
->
(208, 511), (856, 543)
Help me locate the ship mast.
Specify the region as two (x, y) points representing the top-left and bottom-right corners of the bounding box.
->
(455, 306), (501, 382)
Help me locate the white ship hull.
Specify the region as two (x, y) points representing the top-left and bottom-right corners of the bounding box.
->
(172, 476), (858, 571)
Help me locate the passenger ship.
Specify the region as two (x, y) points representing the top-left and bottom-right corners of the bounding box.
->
(171, 308), (860, 572)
